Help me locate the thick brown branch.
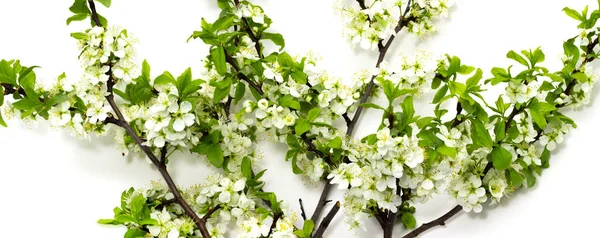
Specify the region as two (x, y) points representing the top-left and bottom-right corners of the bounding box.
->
(312, 201), (341, 238)
(310, 182), (333, 225)
(1, 83), (25, 96)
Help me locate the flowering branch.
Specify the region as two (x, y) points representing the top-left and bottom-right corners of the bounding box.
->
(86, 1), (212, 237)
(346, 0), (413, 136)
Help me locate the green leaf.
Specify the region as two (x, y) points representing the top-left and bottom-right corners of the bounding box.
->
(494, 119), (506, 142)
(437, 145), (457, 158)
(508, 169), (523, 187)
(69, 32), (86, 40)
(523, 168), (537, 187)
(401, 96), (415, 119)
(207, 144), (225, 168)
(96, 0), (112, 7)
(466, 69), (483, 89)
(278, 94), (301, 110)
(303, 220), (315, 235)
(97, 219), (118, 225)
(291, 154), (303, 174)
(212, 15), (235, 31)
(471, 119), (493, 148)
(530, 101), (556, 113)
(286, 134), (301, 149)
(307, 108), (321, 122)
(291, 70), (307, 84)
(529, 108), (546, 129)
(506, 50), (529, 68)
(234, 82), (246, 104)
(277, 52), (295, 68)
(490, 146), (512, 171)
(447, 56), (461, 76)
(262, 32), (286, 51)
(295, 119), (311, 135)
(12, 98), (43, 112)
(129, 195), (146, 222)
(67, 14), (89, 25)
(328, 136), (343, 149)
(176, 68), (193, 97)
(432, 85), (448, 104)
(124, 228), (147, 238)
(96, 14), (108, 28)
(401, 213), (417, 229)
(154, 71), (176, 85)
(359, 103), (385, 110)
(563, 7), (583, 21)
(213, 85), (230, 104)
(69, 0), (90, 14)
(241, 157), (253, 180)
(0, 112), (7, 127)
(212, 46), (227, 75)
(140, 219), (158, 226)
(45, 93), (68, 108)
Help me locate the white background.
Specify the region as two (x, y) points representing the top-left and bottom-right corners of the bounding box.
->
(0, 0), (599, 237)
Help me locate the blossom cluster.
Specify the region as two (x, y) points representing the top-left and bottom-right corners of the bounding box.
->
(334, 0), (404, 50)
(334, 0), (454, 50)
(407, 0), (454, 37)
(375, 51), (440, 97)
(328, 126), (426, 229)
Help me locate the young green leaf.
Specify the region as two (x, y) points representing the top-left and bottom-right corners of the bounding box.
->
(212, 46), (227, 75)
(262, 32), (286, 51)
(96, 0), (112, 7)
(207, 144), (225, 168)
(307, 108), (321, 122)
(506, 50), (529, 68)
(471, 119), (493, 148)
(295, 119), (311, 135)
(401, 213), (417, 229)
(490, 146), (512, 171)
(328, 136), (343, 149)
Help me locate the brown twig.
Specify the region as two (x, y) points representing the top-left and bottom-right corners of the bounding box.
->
(299, 198), (307, 221)
(310, 182), (333, 225)
(402, 206), (462, 238)
(224, 53), (264, 95)
(266, 212), (283, 237)
(201, 205), (221, 222)
(312, 201), (341, 238)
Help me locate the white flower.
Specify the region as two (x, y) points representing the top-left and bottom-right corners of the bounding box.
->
(421, 179), (434, 190)
(263, 63), (284, 83)
(86, 104), (111, 124)
(169, 101), (195, 132)
(48, 101), (72, 127)
(327, 163), (363, 190)
(436, 126), (461, 148)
